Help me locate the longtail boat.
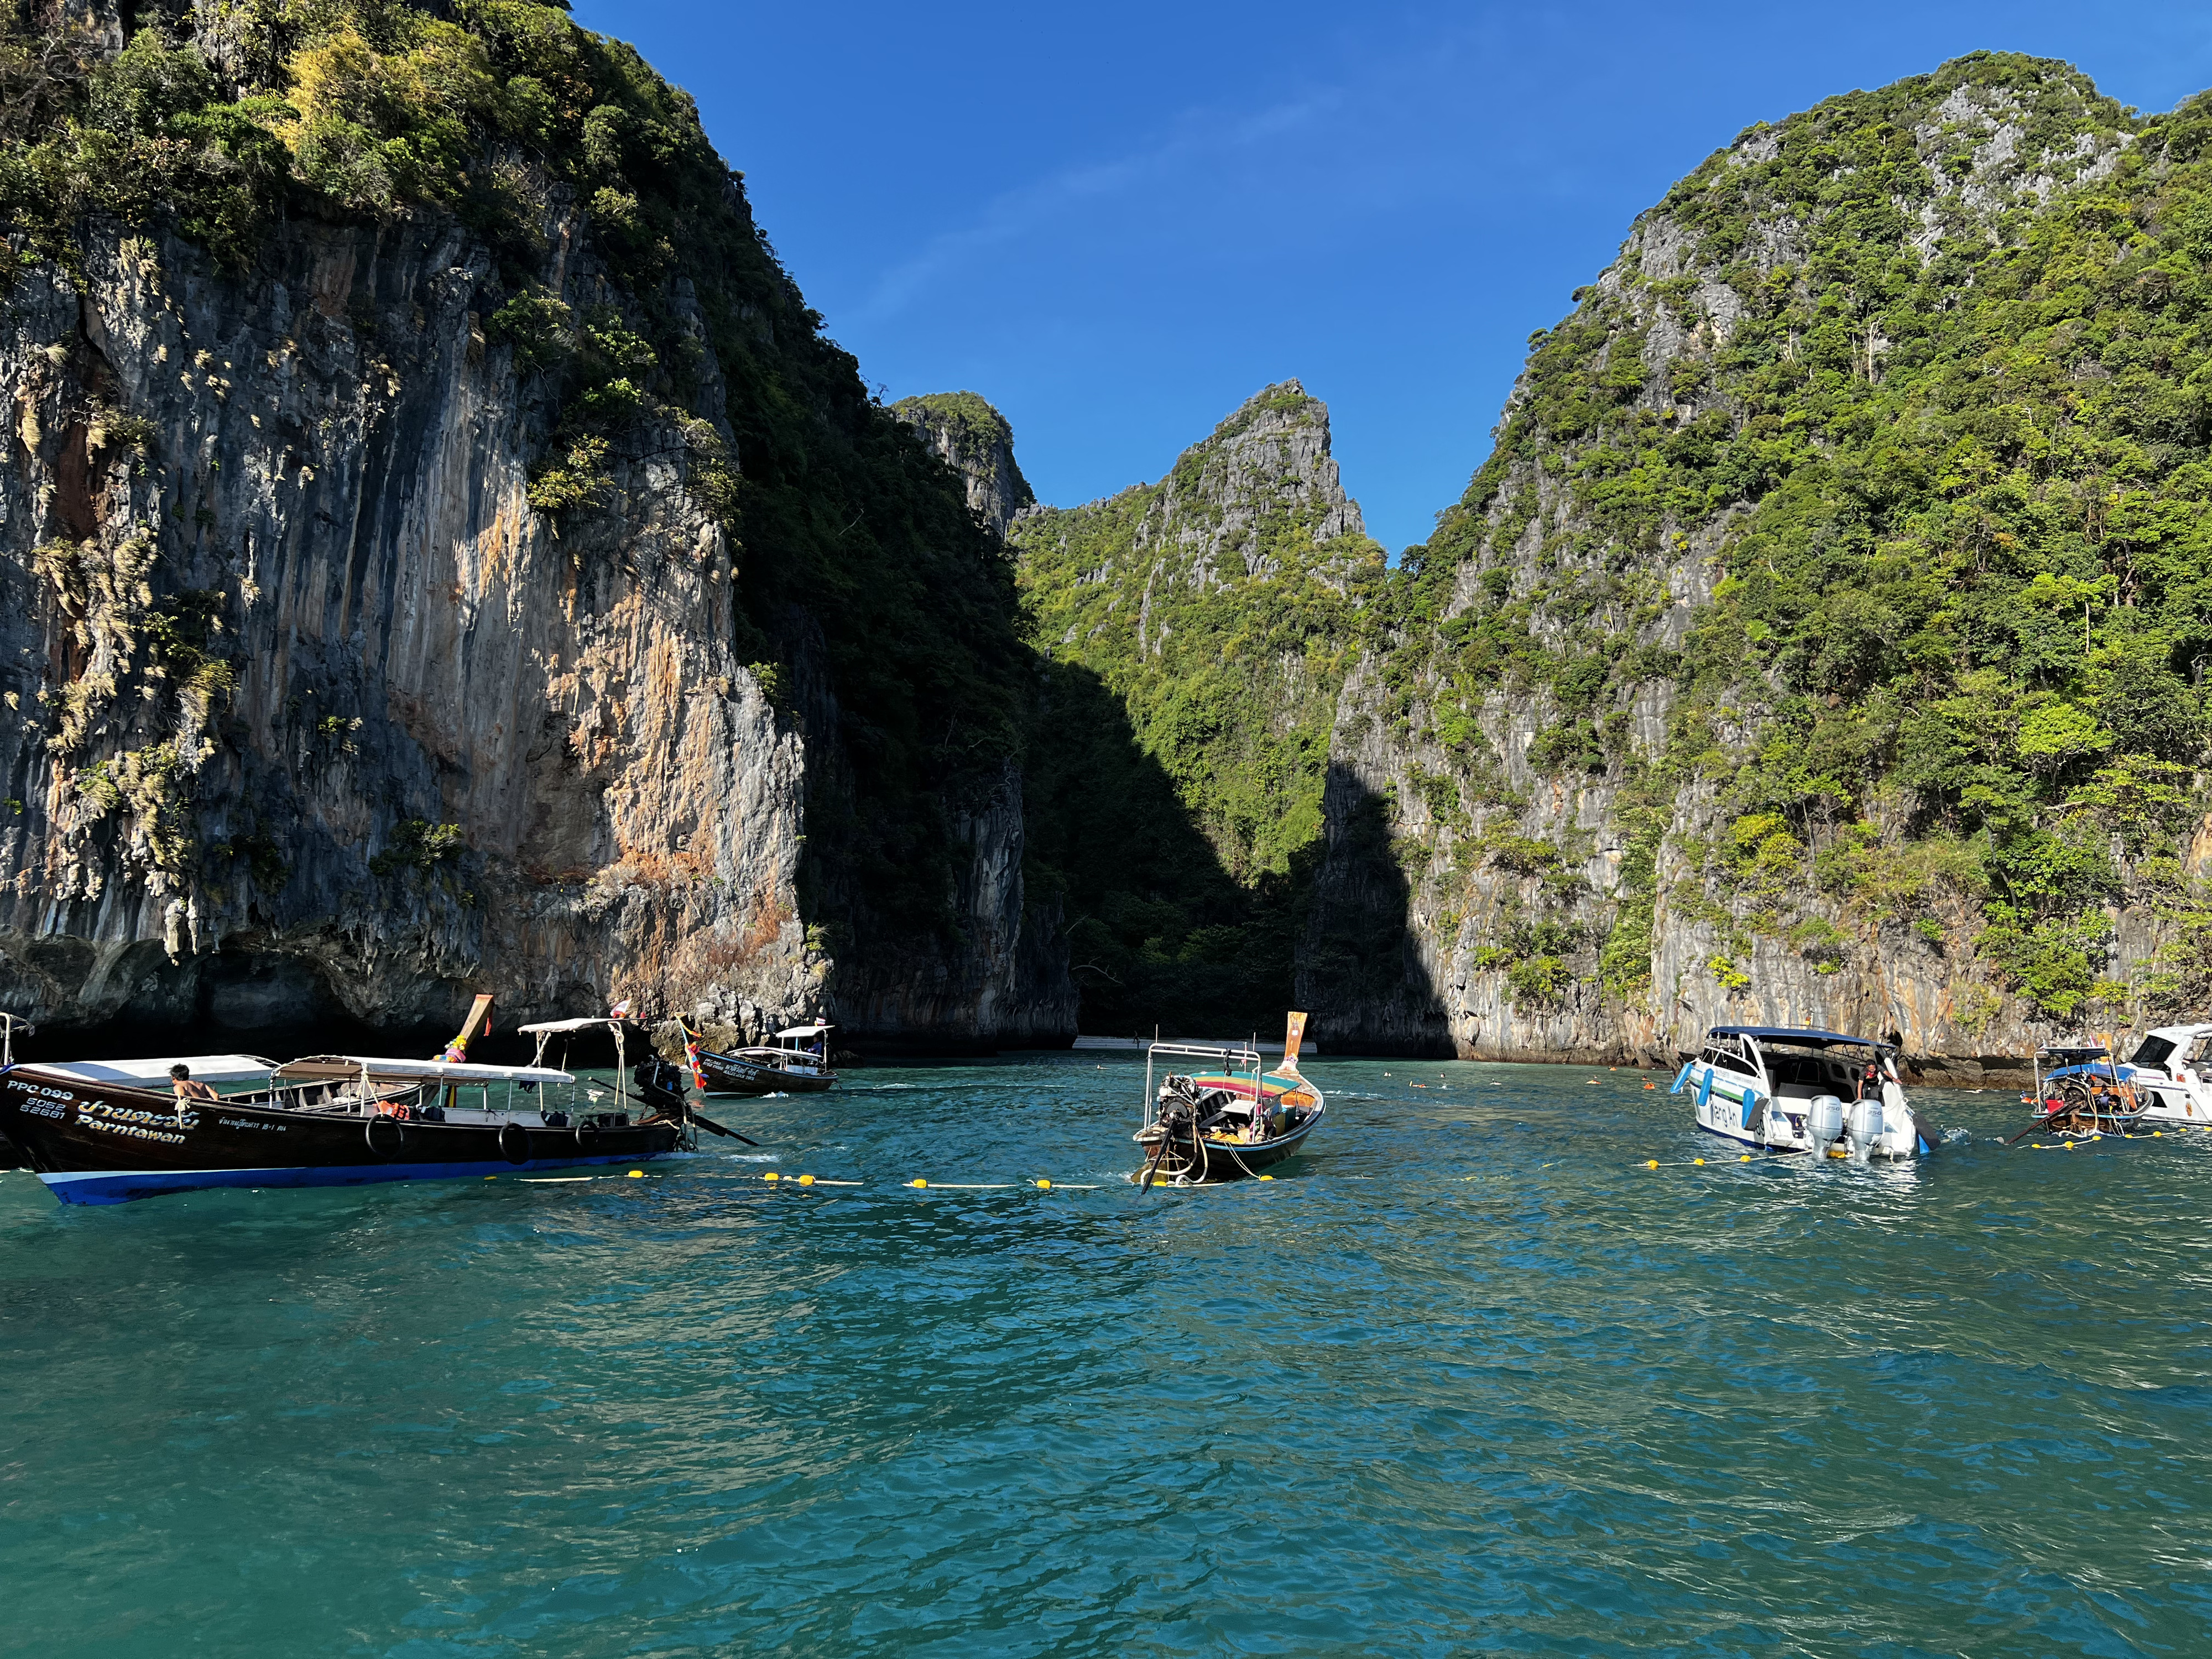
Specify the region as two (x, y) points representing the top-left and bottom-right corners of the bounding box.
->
(680, 1021), (837, 1096)
(0, 1013), (30, 1172)
(1134, 1013), (1324, 1187)
(2015, 1041), (2151, 1140)
(2022, 1026), (2212, 1130)
(0, 997), (688, 1207)
(520, 1013), (764, 1148)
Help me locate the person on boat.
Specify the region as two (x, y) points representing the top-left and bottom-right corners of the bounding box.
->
(169, 1064), (217, 1108)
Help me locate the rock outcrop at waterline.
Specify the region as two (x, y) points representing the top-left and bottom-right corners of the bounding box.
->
(0, 1), (1074, 1047)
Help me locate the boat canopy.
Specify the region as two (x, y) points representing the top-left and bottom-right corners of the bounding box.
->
(274, 1055), (575, 1086)
(19, 1054), (278, 1086)
(515, 1017), (624, 1035)
(1707, 1026), (1892, 1050)
(775, 1024), (833, 1039)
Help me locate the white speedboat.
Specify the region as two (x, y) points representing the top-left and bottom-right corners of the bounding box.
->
(1672, 1025), (1927, 1159)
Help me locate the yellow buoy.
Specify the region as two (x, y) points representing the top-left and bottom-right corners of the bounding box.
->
(798, 1174), (814, 1186)
(628, 1170), (643, 1178)
(2154, 1131), (2164, 1137)
(1258, 1174), (1275, 1181)
(1036, 1179), (1051, 1190)
(1694, 1157), (1705, 1166)
(2065, 1142), (2075, 1151)
(764, 1172), (779, 1182)
(1739, 1154), (1751, 1162)
(1646, 1159), (1658, 1169)
(909, 1178), (927, 1188)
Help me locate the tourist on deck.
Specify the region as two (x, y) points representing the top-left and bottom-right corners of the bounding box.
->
(169, 1063), (217, 1107)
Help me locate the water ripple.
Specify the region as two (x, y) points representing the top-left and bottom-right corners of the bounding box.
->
(2, 1059), (2209, 1655)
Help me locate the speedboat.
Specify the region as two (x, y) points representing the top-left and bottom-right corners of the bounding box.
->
(1133, 1013), (1324, 1187)
(1671, 1025), (1928, 1159)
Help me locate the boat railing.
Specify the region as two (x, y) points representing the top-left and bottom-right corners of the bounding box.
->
(1141, 1042), (1265, 1129)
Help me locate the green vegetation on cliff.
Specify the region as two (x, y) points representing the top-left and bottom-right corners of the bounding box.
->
(1392, 51), (2212, 1025)
(0, 1), (1031, 973)
(1012, 384), (1385, 1031)
(888, 390), (1034, 539)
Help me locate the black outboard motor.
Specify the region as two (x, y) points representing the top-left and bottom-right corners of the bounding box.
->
(1155, 1075), (1202, 1133)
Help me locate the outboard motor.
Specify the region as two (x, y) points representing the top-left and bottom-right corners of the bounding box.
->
(1845, 1095), (1884, 1162)
(1807, 1094), (1844, 1159)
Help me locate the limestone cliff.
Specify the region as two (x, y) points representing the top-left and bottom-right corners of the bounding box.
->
(0, 1), (1073, 1047)
(0, 219), (824, 1037)
(890, 391), (1035, 541)
(1301, 53), (2212, 1077)
(1010, 382), (1384, 1034)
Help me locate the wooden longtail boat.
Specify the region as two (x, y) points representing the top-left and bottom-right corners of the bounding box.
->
(0, 1013), (30, 1172)
(682, 1022), (837, 1096)
(2015, 1041), (2152, 1140)
(1134, 1013), (1324, 1187)
(0, 1052), (685, 1206)
(0, 1000), (687, 1207)
(519, 1015), (765, 1148)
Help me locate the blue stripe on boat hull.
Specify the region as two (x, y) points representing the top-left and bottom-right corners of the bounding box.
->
(37, 1152), (675, 1206)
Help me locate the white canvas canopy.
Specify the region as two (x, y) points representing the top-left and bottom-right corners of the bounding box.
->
(274, 1055), (575, 1086)
(775, 1024), (833, 1040)
(22, 1054), (278, 1087)
(516, 1018), (621, 1035)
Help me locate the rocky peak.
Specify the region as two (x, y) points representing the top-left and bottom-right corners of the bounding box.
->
(1145, 380), (1365, 582)
(890, 391), (1035, 541)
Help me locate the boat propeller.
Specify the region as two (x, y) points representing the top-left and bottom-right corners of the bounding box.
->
(1139, 1090), (1207, 1193)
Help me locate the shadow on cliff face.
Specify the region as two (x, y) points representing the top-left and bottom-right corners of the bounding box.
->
(1, 945), (469, 1062)
(1294, 763), (1452, 1057)
(1021, 660), (1306, 1039)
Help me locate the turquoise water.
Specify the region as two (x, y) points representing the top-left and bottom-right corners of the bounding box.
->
(4, 1056), (2210, 1656)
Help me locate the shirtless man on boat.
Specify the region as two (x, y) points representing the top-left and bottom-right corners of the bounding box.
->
(169, 1064), (217, 1112)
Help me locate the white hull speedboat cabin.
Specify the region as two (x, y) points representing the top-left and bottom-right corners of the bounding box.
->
(1672, 1026), (1928, 1160)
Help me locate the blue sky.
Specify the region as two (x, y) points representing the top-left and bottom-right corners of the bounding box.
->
(575, 2), (2212, 556)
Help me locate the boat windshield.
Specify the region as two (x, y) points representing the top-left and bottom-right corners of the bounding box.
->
(2131, 1035), (2178, 1068)
(1756, 1041), (1882, 1096)
(1697, 1034), (1755, 1073)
